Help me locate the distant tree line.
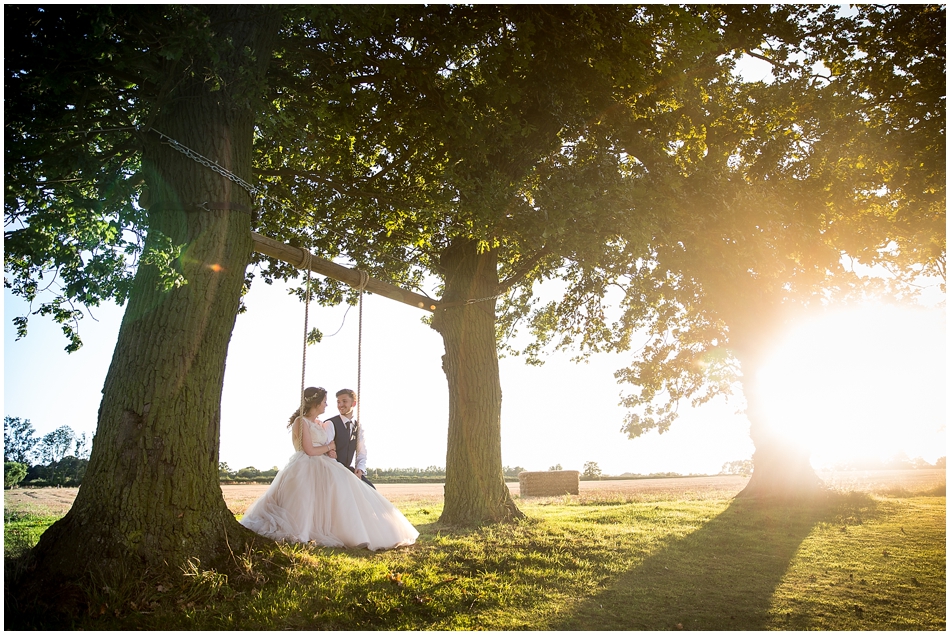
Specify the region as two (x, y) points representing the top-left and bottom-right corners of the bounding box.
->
(217, 463), (280, 484)
(718, 455), (947, 477)
(4, 416), (92, 488)
(721, 460), (754, 476)
(370, 465), (526, 483)
(830, 454), (946, 471)
(218, 463), (528, 485)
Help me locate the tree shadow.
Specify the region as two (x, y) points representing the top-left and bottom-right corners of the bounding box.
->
(553, 492), (877, 631)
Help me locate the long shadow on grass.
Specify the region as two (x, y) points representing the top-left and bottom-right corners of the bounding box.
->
(553, 492), (875, 631)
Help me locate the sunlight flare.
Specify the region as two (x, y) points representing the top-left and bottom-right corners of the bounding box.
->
(757, 304), (946, 468)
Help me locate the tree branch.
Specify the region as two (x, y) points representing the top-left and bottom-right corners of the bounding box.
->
(742, 49), (798, 74)
(497, 246), (552, 293)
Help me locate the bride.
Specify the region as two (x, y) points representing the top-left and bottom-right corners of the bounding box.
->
(239, 386), (418, 550)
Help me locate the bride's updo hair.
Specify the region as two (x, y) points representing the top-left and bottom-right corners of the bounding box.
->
(287, 386), (327, 427)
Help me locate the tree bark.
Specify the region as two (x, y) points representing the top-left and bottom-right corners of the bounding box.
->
(432, 240), (524, 524)
(29, 7), (280, 579)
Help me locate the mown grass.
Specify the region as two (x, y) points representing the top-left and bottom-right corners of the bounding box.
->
(5, 486), (945, 630)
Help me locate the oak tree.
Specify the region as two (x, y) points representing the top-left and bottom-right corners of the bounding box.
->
(251, 4), (789, 522)
(525, 5), (945, 497)
(6, 4), (282, 578)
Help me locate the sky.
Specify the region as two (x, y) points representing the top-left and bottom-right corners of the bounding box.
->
(3, 269), (945, 476)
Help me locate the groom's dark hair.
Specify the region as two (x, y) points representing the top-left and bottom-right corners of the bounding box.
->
(336, 388), (356, 400)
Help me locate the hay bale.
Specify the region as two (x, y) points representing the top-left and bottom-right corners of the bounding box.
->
(518, 470), (580, 497)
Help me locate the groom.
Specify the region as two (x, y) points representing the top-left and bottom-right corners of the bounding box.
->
(326, 388), (376, 489)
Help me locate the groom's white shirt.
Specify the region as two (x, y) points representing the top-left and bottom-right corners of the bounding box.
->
(325, 414), (368, 473)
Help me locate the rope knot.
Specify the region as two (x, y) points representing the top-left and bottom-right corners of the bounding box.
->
(298, 248), (313, 271)
(355, 269), (370, 292)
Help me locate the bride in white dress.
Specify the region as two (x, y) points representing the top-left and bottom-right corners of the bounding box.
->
(240, 386), (418, 550)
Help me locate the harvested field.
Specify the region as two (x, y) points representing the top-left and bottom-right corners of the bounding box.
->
(3, 487), (80, 517)
(818, 467), (946, 493)
(5, 469), (943, 517)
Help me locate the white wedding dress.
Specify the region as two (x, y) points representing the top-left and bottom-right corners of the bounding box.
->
(239, 417), (418, 550)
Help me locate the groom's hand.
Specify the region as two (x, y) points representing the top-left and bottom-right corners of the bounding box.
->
(354, 469), (365, 479)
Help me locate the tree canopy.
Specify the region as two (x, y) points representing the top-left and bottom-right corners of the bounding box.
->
(6, 6), (188, 350)
(504, 5), (945, 495)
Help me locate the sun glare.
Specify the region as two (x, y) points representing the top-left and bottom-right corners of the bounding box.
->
(757, 305), (946, 469)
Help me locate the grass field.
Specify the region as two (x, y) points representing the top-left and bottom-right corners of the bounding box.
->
(4, 470), (945, 630)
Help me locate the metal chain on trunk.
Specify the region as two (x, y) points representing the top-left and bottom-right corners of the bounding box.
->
(147, 126), (438, 304)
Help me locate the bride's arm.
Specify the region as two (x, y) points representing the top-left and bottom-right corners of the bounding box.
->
(296, 418), (332, 457)
(324, 422), (337, 458)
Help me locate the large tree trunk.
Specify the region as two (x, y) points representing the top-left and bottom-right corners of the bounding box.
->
(30, 7), (280, 579)
(432, 240), (523, 525)
(699, 260), (825, 500)
(731, 343), (824, 499)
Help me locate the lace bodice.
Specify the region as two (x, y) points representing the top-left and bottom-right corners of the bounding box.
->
(292, 417), (329, 452)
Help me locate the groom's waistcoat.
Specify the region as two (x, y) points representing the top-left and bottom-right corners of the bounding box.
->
(326, 414), (358, 469)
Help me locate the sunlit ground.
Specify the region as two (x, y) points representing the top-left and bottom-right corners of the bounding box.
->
(757, 303), (946, 469)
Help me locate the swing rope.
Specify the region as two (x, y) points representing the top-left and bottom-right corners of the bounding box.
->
(299, 259), (370, 439)
(300, 249), (313, 417)
(355, 269), (370, 427)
